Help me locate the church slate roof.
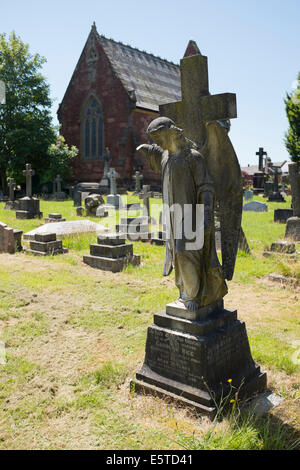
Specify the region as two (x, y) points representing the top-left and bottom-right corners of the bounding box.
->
(98, 35), (182, 112)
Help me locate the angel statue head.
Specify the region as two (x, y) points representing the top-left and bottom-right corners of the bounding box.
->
(146, 117), (186, 153)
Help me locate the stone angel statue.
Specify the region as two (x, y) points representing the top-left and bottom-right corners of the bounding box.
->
(137, 117), (243, 312)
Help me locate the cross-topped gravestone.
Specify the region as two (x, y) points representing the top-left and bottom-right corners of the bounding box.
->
(133, 171), (143, 193)
(256, 147), (267, 172)
(139, 184), (153, 218)
(8, 178), (16, 202)
(23, 163), (35, 197)
(55, 174), (62, 193)
(160, 52), (237, 147)
(107, 168), (119, 195)
(103, 147), (111, 178)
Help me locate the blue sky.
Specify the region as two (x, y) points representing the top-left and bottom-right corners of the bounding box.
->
(1, 0), (299, 167)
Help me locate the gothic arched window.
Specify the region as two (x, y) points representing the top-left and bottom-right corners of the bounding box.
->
(82, 96), (103, 160)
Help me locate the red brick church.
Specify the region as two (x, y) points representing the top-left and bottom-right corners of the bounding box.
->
(57, 23), (200, 188)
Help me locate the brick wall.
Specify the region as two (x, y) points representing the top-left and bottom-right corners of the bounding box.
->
(58, 31), (162, 189)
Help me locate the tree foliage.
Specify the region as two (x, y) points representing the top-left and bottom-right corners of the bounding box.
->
(284, 72), (300, 163)
(41, 135), (78, 185)
(0, 31), (56, 192)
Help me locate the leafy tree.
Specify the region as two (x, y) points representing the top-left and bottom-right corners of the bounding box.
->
(0, 31), (56, 193)
(41, 135), (78, 185)
(284, 72), (300, 164)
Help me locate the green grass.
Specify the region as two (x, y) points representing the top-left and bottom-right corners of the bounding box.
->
(0, 196), (299, 449)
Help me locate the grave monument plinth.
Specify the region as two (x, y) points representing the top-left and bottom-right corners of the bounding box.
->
(83, 233), (140, 272)
(28, 233), (66, 256)
(16, 164), (42, 219)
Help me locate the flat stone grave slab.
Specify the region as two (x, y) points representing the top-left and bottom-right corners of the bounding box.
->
(243, 201), (268, 212)
(24, 220), (109, 240)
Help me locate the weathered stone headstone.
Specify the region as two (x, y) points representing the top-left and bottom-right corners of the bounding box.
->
(268, 168), (285, 202)
(243, 201), (268, 212)
(139, 184), (153, 219)
(28, 233), (66, 256)
(83, 233), (140, 272)
(99, 147), (112, 192)
(244, 189), (253, 202)
(0, 222), (22, 253)
(4, 178), (16, 210)
(133, 171), (143, 194)
(274, 208), (293, 223)
(73, 182), (103, 206)
(106, 168), (123, 208)
(85, 193), (105, 216)
(53, 174), (66, 201)
(16, 164), (42, 219)
(256, 147), (267, 171)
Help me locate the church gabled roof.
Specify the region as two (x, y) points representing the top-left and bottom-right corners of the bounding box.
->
(97, 33), (182, 112)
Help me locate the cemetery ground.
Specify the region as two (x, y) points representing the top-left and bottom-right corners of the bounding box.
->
(0, 195), (299, 450)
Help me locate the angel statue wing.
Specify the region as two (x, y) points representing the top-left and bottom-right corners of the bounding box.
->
(201, 121), (243, 280)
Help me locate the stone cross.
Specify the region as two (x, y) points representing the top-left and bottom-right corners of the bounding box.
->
(256, 147), (267, 172)
(8, 178), (16, 202)
(55, 174), (62, 193)
(107, 168), (119, 195)
(103, 147), (111, 178)
(23, 163), (35, 198)
(139, 184), (153, 217)
(133, 171), (143, 193)
(159, 52), (237, 147)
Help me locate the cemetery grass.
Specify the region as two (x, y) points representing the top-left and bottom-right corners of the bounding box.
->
(0, 198), (299, 450)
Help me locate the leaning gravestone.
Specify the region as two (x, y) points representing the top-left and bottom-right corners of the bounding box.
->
(243, 201), (268, 212)
(85, 193), (105, 217)
(132, 50), (266, 416)
(16, 164), (42, 219)
(83, 233), (140, 272)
